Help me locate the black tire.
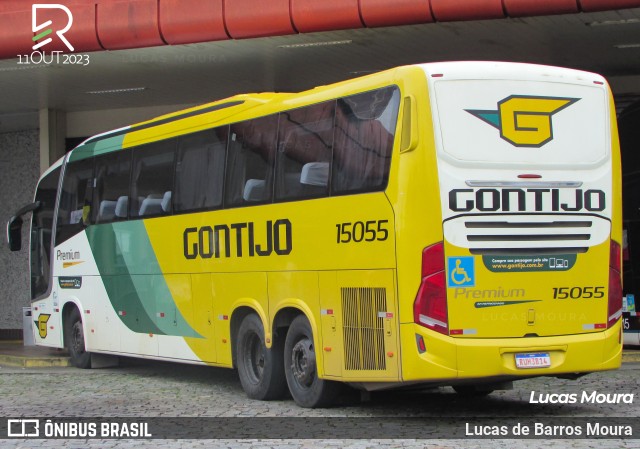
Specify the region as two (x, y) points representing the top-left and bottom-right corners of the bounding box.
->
(65, 308), (91, 369)
(284, 315), (340, 408)
(453, 385), (494, 397)
(236, 314), (287, 400)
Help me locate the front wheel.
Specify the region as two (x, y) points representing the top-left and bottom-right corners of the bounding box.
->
(284, 315), (340, 408)
(65, 308), (91, 369)
(236, 314), (287, 400)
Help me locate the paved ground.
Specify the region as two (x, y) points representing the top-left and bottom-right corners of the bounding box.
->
(0, 342), (639, 448)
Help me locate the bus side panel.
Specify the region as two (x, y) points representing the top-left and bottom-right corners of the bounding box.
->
(388, 71), (444, 329)
(46, 230), (102, 349)
(318, 271), (342, 377)
(157, 273), (198, 360)
(211, 272), (270, 366)
(268, 271), (321, 366)
(184, 273), (216, 363)
(319, 269), (400, 381)
(81, 276), (121, 353)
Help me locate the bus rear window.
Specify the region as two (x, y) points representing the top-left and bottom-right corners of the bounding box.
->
(433, 79), (608, 167)
(333, 86), (400, 194)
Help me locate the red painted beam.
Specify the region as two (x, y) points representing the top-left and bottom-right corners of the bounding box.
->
(160, 0), (228, 45)
(0, 9), (32, 59)
(1, 0), (640, 60)
(291, 0), (364, 33)
(63, 3), (102, 53)
(224, 0), (295, 39)
(360, 0), (434, 27)
(504, 0), (579, 17)
(579, 0), (640, 12)
(431, 0), (505, 21)
(97, 0), (165, 50)
(37, 3), (102, 54)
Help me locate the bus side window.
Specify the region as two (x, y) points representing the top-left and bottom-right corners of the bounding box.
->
(93, 150), (132, 223)
(174, 126), (228, 213)
(275, 101), (334, 201)
(225, 114), (277, 207)
(55, 157), (94, 245)
(332, 86), (400, 194)
(130, 139), (177, 219)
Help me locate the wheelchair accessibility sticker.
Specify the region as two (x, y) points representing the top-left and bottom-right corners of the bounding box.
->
(448, 256), (475, 288)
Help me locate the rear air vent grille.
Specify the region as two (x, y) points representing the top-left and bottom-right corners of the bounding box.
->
(444, 215), (610, 251)
(465, 221), (592, 229)
(341, 287), (387, 371)
(467, 233), (590, 242)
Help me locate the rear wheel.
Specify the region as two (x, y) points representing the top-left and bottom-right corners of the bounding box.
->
(236, 314), (287, 400)
(284, 315), (340, 408)
(65, 308), (91, 369)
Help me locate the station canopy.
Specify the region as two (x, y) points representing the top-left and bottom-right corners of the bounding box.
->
(1, 0), (640, 133)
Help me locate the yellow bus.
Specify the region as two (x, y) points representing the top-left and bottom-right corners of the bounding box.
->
(8, 62), (623, 407)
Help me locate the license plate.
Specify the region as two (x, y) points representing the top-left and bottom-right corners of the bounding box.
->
(515, 352), (551, 369)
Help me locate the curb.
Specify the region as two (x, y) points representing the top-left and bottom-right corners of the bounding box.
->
(622, 351), (640, 363)
(0, 354), (70, 368)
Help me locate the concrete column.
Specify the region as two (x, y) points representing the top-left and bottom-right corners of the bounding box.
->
(39, 109), (66, 174)
(0, 130), (40, 334)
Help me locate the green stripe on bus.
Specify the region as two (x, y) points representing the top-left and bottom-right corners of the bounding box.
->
(86, 221), (201, 338)
(69, 134), (127, 162)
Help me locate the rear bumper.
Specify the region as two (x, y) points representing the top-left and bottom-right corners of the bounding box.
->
(400, 321), (622, 382)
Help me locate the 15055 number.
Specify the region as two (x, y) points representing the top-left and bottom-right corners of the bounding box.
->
(552, 286), (605, 299)
(336, 220), (389, 244)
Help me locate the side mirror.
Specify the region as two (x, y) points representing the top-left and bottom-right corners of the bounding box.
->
(7, 216), (23, 251)
(6, 201), (41, 252)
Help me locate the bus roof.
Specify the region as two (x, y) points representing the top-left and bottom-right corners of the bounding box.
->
(67, 61), (608, 163)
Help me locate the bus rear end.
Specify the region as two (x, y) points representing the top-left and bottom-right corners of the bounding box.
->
(409, 62), (622, 386)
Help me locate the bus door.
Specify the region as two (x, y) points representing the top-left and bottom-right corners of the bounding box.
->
(29, 166), (62, 347)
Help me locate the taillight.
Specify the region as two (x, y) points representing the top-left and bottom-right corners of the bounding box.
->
(414, 242), (448, 335)
(608, 240), (623, 328)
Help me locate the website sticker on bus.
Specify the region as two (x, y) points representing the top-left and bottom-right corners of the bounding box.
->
(447, 256), (475, 288)
(483, 254), (577, 272)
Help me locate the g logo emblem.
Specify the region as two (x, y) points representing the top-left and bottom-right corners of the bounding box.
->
(467, 95), (579, 148)
(35, 314), (51, 339)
